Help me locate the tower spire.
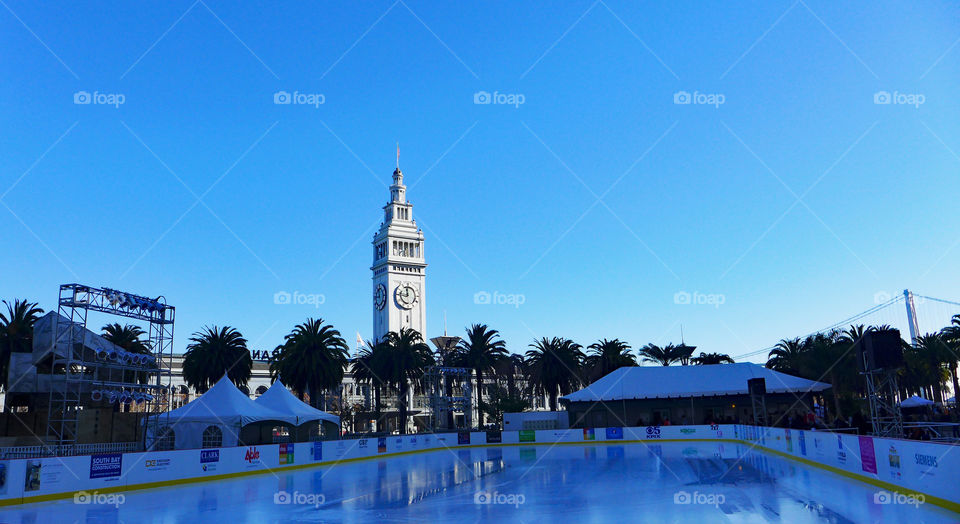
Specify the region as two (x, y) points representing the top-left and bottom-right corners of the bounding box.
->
(396, 142), (400, 170)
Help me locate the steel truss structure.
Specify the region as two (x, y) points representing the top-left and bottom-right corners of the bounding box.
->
(864, 370), (904, 438)
(749, 391), (767, 427)
(46, 284), (175, 449)
(424, 366), (472, 432)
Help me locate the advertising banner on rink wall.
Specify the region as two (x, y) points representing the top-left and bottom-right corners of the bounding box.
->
(735, 424), (959, 508)
(0, 424), (956, 510)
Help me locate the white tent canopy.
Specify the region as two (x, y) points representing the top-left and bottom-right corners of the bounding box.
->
(900, 395), (935, 408)
(148, 375), (298, 449)
(561, 362), (831, 403)
(254, 380), (340, 426)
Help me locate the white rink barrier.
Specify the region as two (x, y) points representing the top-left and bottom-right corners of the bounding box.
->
(0, 425), (956, 512)
(731, 424), (960, 512)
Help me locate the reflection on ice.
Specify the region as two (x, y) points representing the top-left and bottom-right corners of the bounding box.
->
(3, 442), (956, 523)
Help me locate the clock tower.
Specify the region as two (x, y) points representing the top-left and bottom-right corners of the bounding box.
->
(371, 163), (426, 343)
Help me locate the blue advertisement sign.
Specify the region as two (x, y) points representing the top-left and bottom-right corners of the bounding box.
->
(200, 450), (219, 464)
(313, 441), (323, 461)
(605, 427), (624, 440)
(90, 453), (122, 479)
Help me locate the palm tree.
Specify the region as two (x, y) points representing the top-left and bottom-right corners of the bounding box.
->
(584, 339), (636, 380)
(804, 330), (855, 418)
(691, 352), (735, 365)
(494, 353), (526, 399)
(766, 338), (805, 374)
(638, 343), (688, 366)
(911, 333), (951, 403)
(182, 326), (252, 393)
(383, 329), (434, 434)
(0, 299), (44, 390)
(524, 337), (584, 411)
(450, 324), (508, 428)
(270, 318), (349, 410)
(101, 323), (153, 384)
(351, 338), (390, 432)
(101, 323), (151, 354)
(940, 315), (960, 402)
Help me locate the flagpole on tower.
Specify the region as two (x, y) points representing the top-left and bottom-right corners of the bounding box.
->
(396, 142), (400, 169)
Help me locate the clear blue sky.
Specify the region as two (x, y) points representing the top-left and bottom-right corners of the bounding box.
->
(2, 1), (959, 361)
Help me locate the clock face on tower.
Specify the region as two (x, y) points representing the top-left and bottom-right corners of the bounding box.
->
(395, 283), (418, 309)
(374, 284), (387, 310)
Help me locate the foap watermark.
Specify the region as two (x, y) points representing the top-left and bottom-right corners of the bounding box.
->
(474, 290), (525, 308)
(74, 90), (126, 108)
(474, 490), (525, 507)
(674, 490), (725, 506)
(474, 90), (525, 108)
(674, 290), (725, 308)
(874, 490), (925, 508)
(274, 90), (325, 108)
(274, 291), (325, 308)
(673, 90), (725, 108)
(873, 90), (924, 108)
(74, 490), (125, 507)
(873, 291), (892, 304)
(274, 490), (325, 507)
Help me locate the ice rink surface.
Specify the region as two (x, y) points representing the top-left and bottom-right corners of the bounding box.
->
(3, 441), (955, 523)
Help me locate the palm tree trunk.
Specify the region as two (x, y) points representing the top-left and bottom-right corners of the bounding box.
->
(951, 364), (959, 403)
(475, 369), (484, 429)
(374, 385), (382, 433)
(549, 389), (558, 412)
(309, 385), (319, 409)
(399, 382), (409, 435)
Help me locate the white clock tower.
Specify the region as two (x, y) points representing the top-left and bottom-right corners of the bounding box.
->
(371, 163), (426, 343)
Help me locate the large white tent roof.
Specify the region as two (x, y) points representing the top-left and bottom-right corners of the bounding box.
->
(155, 374), (299, 427)
(254, 380), (340, 426)
(900, 395), (935, 408)
(561, 362), (830, 403)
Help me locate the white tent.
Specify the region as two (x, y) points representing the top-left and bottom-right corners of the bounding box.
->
(561, 362), (830, 403)
(254, 380), (340, 426)
(148, 375), (298, 449)
(900, 395), (935, 408)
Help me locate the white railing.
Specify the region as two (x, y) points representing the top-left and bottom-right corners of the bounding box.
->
(0, 441), (140, 459)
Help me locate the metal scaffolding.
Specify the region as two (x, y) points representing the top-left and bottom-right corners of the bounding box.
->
(864, 370), (904, 438)
(424, 366), (472, 432)
(45, 284), (175, 449)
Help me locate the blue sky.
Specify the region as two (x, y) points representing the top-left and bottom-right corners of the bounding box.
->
(2, 1), (959, 361)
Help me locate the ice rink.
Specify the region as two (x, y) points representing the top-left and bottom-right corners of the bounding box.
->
(3, 441), (954, 523)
